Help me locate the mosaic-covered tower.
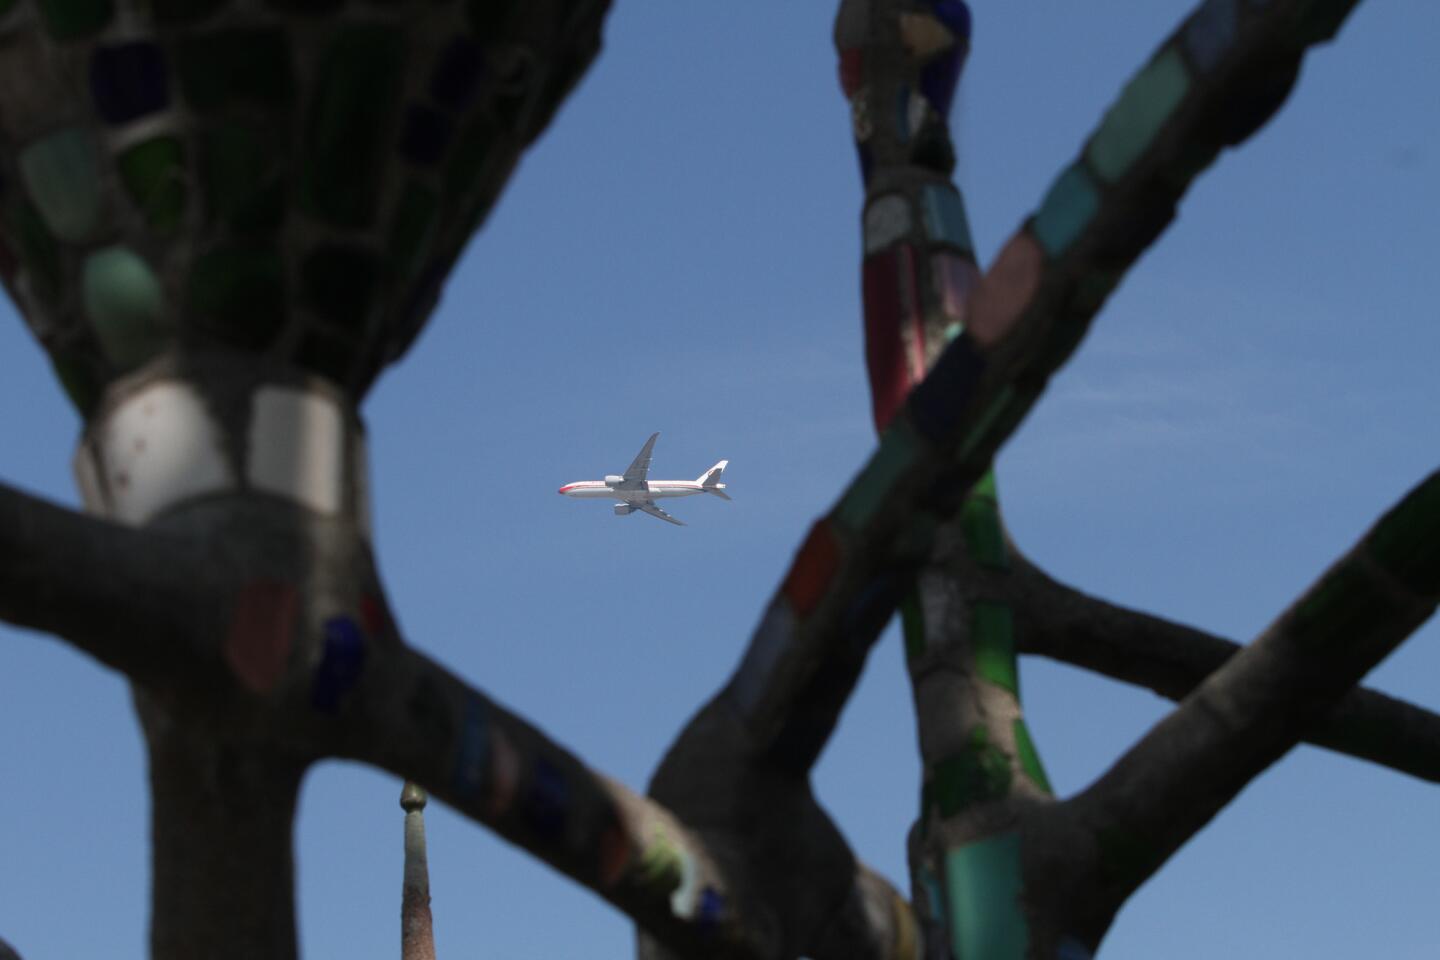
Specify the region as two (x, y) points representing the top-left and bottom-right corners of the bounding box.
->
(0, 0), (607, 526)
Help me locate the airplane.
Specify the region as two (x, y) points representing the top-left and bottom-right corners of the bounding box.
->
(558, 432), (729, 526)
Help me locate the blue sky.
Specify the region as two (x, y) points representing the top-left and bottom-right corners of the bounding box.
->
(3, 2), (1439, 957)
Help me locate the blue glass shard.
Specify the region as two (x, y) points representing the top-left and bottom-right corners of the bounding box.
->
(311, 616), (366, 713)
(908, 333), (985, 442)
(90, 41), (169, 125)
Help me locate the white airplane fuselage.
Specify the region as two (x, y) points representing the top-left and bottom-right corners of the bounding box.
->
(558, 480), (706, 501)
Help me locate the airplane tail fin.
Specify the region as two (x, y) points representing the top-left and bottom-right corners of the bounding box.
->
(697, 460), (730, 500)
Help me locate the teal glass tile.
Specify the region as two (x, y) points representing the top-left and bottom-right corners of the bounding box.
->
(117, 137), (186, 232)
(1086, 48), (1191, 184)
(836, 421), (921, 531)
(302, 25), (404, 228)
(201, 124), (284, 234)
(178, 29), (292, 109)
(19, 128), (101, 241)
(1034, 164), (1100, 257)
(1368, 473), (1440, 596)
(945, 833), (1028, 960)
(187, 246), (286, 348)
(971, 601), (1017, 694)
(83, 246), (169, 370)
(36, 0), (112, 40)
(920, 183), (973, 252)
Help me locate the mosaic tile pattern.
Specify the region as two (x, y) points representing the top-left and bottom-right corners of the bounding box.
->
(0, 0), (613, 416)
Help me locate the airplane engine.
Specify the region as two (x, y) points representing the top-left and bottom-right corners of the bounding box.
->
(614, 503), (636, 515)
(604, 475), (624, 486)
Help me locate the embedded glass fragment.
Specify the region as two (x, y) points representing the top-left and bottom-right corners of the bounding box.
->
(730, 598), (797, 717)
(1033, 164), (1100, 257)
(967, 232), (1042, 347)
(90, 41), (169, 125)
(429, 37), (486, 110)
(178, 29), (292, 110)
(19, 127), (101, 240)
(837, 422), (921, 531)
(864, 194), (912, 255)
(201, 123), (285, 233)
(907, 332), (984, 443)
(83, 246), (169, 370)
(117, 137), (185, 231)
(971, 601), (1017, 694)
(302, 25), (404, 228)
(782, 520), (842, 618)
(932, 251), (978, 327)
(188, 247), (286, 347)
(945, 832), (1029, 960)
(37, 0), (112, 40)
(1087, 48), (1191, 183)
(1184, 0), (1238, 73)
(862, 244), (923, 430)
(920, 183), (973, 251)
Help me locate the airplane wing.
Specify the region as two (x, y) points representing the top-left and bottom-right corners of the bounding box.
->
(634, 499), (685, 526)
(621, 432), (660, 484)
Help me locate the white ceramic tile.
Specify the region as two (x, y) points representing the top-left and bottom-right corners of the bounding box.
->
(248, 386), (344, 515)
(97, 381), (234, 525)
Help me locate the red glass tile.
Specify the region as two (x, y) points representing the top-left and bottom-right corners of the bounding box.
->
(838, 48), (863, 98)
(863, 244), (924, 430)
(223, 579), (297, 694)
(932, 251), (978, 328)
(969, 231), (1042, 347)
(782, 520), (842, 618)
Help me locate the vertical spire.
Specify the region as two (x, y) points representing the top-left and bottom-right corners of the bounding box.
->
(400, 782), (437, 960)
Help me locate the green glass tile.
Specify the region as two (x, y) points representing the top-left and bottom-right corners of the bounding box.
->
(187, 247), (285, 348)
(945, 833), (1028, 960)
(8, 202), (61, 302)
(201, 124), (284, 234)
(961, 491), (1008, 569)
(1368, 474), (1440, 597)
(388, 182), (439, 281)
(900, 590), (926, 660)
(444, 113), (500, 201)
(117, 137), (186, 232)
(970, 468), (998, 501)
(1034, 164), (1100, 257)
(151, 0), (226, 23)
(972, 601), (1017, 694)
(1087, 48), (1191, 184)
(301, 245), (379, 332)
(302, 25), (404, 228)
(920, 183), (973, 253)
(1290, 562), (1395, 655)
(19, 128), (101, 241)
(83, 246), (169, 370)
(836, 422), (921, 531)
(177, 29), (292, 109)
(36, 0), (112, 40)
(50, 351), (103, 417)
(957, 384), (1016, 461)
(1012, 719), (1052, 794)
(932, 727), (1011, 817)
